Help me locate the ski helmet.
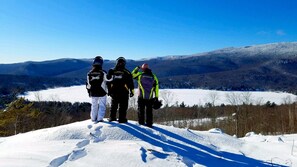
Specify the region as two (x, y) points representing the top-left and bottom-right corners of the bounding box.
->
(116, 57), (126, 67)
(141, 63), (149, 71)
(93, 56), (103, 66)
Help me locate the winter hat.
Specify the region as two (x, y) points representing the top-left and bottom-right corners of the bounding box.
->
(141, 63), (149, 71)
(93, 56), (103, 66)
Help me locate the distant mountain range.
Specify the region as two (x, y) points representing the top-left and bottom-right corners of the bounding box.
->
(1, 42), (297, 94)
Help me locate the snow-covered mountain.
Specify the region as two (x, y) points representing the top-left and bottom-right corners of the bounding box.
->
(1, 42), (297, 93)
(0, 119), (295, 167)
(200, 42), (297, 58)
(148, 42), (297, 60)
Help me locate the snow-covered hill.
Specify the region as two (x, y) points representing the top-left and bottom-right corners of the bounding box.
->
(146, 42), (297, 60)
(192, 42), (297, 58)
(0, 119), (295, 167)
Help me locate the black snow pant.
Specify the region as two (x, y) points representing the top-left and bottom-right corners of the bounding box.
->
(110, 94), (129, 123)
(138, 97), (153, 127)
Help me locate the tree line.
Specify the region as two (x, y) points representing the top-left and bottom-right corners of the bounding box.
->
(152, 101), (297, 137)
(0, 98), (90, 136)
(1, 97), (297, 137)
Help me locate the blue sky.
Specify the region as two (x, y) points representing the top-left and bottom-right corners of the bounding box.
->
(0, 0), (296, 63)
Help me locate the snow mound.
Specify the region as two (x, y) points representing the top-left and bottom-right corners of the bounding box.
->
(245, 132), (257, 137)
(0, 120), (295, 167)
(208, 128), (223, 134)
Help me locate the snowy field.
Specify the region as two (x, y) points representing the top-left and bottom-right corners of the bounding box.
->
(0, 119), (296, 167)
(4, 85), (295, 166)
(22, 85), (297, 106)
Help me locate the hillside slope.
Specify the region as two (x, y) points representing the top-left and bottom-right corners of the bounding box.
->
(0, 120), (294, 167)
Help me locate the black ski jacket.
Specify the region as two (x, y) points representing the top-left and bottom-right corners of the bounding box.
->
(87, 69), (110, 97)
(107, 67), (134, 97)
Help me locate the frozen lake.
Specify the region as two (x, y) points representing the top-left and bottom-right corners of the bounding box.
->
(21, 85), (297, 106)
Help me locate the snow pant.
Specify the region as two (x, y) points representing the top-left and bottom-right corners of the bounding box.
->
(109, 94), (129, 123)
(137, 97), (153, 127)
(90, 96), (107, 121)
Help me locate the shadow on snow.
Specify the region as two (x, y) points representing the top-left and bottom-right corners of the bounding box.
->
(112, 122), (287, 167)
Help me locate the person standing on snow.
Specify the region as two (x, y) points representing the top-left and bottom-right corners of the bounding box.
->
(86, 56), (112, 123)
(107, 57), (134, 123)
(131, 63), (159, 128)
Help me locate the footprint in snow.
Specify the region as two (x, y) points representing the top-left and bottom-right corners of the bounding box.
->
(68, 148), (87, 161)
(87, 124), (92, 129)
(49, 154), (69, 167)
(94, 125), (103, 131)
(140, 145), (171, 160)
(76, 139), (90, 148)
(147, 148), (170, 159)
(90, 126), (103, 143)
(49, 140), (89, 166)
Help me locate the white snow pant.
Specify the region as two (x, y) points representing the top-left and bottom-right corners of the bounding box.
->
(90, 96), (107, 121)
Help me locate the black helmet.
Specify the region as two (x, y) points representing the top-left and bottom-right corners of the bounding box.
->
(152, 99), (162, 110)
(116, 57), (126, 67)
(93, 56), (103, 66)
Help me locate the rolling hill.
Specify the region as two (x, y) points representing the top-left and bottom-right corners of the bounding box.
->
(1, 42), (297, 93)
